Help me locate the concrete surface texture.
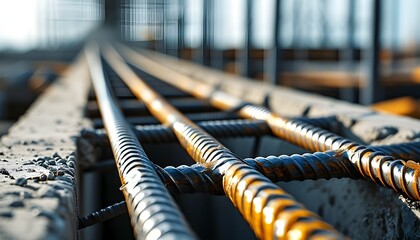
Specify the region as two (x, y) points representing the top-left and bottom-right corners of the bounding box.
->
(0, 55), (91, 239)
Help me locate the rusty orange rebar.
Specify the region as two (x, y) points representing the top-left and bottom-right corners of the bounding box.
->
(103, 45), (346, 240)
(119, 45), (420, 202)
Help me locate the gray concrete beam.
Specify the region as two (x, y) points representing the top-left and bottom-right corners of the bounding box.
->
(0, 56), (91, 239)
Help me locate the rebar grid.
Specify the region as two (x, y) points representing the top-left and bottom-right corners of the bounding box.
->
(119, 45), (420, 201)
(102, 45), (345, 239)
(82, 43), (420, 239)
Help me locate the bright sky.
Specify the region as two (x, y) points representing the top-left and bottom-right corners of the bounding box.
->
(0, 0), (418, 51)
(0, 0), (39, 50)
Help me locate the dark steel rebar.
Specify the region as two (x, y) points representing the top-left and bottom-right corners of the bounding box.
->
(87, 97), (217, 118)
(104, 45), (345, 240)
(371, 142), (420, 161)
(83, 119), (271, 147)
(78, 201), (127, 229)
(85, 44), (196, 240)
(92, 111), (240, 128)
(84, 149), (361, 192)
(155, 151), (361, 195)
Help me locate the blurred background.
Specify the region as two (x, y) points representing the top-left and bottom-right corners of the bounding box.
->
(0, 0), (420, 239)
(1, 0), (420, 128)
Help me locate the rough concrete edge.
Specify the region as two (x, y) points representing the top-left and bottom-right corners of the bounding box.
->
(0, 54), (91, 240)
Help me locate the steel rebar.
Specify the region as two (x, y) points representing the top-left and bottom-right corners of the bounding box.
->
(83, 119), (270, 147)
(92, 111), (240, 128)
(78, 201), (127, 229)
(87, 97), (217, 118)
(82, 149), (361, 191)
(85, 44), (196, 240)
(84, 115), (347, 149)
(104, 45), (345, 240)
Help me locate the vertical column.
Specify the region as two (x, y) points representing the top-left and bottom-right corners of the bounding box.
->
(339, 0), (356, 102)
(390, 0), (399, 70)
(203, 0), (210, 65)
(266, 0), (282, 85)
(177, 0), (185, 58)
(153, 1), (159, 51)
(360, 0), (382, 105)
(417, 1), (420, 64)
(192, 0), (204, 64)
(210, 0), (224, 70)
(163, 0), (168, 54)
(208, 0), (217, 68)
(155, 0), (165, 53)
(104, 0), (119, 28)
(194, 0), (208, 64)
(240, 0), (252, 77)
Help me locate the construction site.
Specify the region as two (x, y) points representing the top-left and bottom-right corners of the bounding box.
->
(0, 0), (419, 239)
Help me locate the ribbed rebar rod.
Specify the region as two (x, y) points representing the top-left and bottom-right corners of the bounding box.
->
(78, 201), (127, 229)
(106, 116), (338, 144)
(119, 46), (420, 201)
(155, 151), (361, 195)
(85, 44), (196, 240)
(291, 116), (339, 132)
(87, 97), (217, 118)
(82, 119), (270, 147)
(371, 142), (420, 162)
(104, 45), (345, 240)
(92, 111), (240, 128)
(83, 149), (361, 189)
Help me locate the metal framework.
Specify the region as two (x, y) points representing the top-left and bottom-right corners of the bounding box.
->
(82, 43), (420, 239)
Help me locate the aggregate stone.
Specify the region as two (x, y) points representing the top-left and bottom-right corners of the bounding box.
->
(67, 156), (76, 162)
(14, 178), (27, 187)
(1, 168), (9, 175)
(57, 159), (67, 165)
(67, 161), (75, 168)
(36, 186), (59, 198)
(0, 209), (13, 218)
(9, 200), (24, 208)
(47, 166), (58, 172)
(47, 173), (55, 180)
(55, 176), (73, 185)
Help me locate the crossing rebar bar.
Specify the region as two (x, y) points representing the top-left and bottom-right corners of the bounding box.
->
(104, 45), (345, 240)
(78, 201), (127, 229)
(155, 150), (360, 195)
(83, 119), (270, 147)
(84, 115), (343, 145)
